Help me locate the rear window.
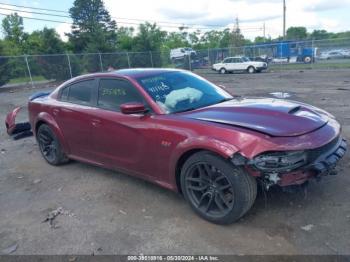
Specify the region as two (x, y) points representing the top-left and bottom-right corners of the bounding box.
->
(61, 80), (94, 105)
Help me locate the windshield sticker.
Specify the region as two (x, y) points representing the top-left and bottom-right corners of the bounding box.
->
(147, 82), (170, 93)
(140, 76), (166, 84)
(101, 88), (126, 96)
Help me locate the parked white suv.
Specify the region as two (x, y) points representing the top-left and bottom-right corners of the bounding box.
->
(212, 56), (268, 74)
(170, 47), (196, 61)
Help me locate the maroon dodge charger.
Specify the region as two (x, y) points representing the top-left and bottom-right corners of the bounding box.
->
(26, 68), (346, 224)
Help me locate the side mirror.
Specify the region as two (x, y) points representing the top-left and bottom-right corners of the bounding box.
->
(120, 102), (147, 114)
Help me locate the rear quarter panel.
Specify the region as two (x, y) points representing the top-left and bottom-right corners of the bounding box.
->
(28, 98), (70, 154)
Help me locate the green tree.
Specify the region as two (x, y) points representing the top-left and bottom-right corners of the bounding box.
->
(286, 26), (307, 40)
(309, 30), (331, 40)
(26, 28), (79, 80)
(24, 28), (65, 54)
(2, 13), (25, 45)
(117, 27), (135, 50)
(164, 31), (190, 49)
(131, 23), (167, 67)
(68, 0), (117, 53)
(133, 23), (166, 52)
(254, 36), (270, 44)
(0, 40), (11, 86)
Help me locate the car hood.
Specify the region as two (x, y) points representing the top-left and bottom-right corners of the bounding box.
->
(181, 98), (329, 137)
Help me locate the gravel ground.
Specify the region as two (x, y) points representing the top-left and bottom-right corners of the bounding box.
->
(0, 69), (349, 255)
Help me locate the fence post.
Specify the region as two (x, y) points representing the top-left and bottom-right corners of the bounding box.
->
(207, 47), (210, 66)
(149, 51), (154, 67)
(311, 39), (314, 69)
(66, 53), (73, 78)
(188, 55), (192, 71)
(24, 55), (34, 88)
(126, 52), (131, 68)
(98, 53), (103, 72)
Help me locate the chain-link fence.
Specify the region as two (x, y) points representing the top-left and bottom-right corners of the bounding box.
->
(1, 37), (350, 89)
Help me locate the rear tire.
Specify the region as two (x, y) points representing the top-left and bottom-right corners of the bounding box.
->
(180, 151), (257, 224)
(247, 66), (256, 74)
(304, 56), (312, 63)
(37, 124), (69, 165)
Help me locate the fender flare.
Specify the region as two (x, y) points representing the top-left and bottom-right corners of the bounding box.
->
(35, 112), (70, 154)
(168, 136), (239, 191)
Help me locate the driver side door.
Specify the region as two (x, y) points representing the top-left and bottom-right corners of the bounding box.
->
(89, 77), (159, 178)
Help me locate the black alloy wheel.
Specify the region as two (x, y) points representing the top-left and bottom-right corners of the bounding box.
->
(37, 124), (68, 165)
(184, 162), (234, 218)
(181, 151), (257, 224)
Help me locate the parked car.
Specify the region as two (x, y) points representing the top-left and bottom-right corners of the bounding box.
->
(20, 68), (346, 224)
(212, 56), (268, 74)
(170, 47), (196, 61)
(249, 55), (272, 63)
(271, 57), (289, 63)
(318, 50), (348, 60)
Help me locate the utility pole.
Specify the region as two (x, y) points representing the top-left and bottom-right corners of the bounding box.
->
(231, 17), (240, 48)
(263, 22), (266, 39)
(283, 0), (286, 39)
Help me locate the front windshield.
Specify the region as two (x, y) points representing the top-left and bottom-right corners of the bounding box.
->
(137, 71), (233, 114)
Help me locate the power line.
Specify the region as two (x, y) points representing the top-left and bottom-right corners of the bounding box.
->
(0, 6), (70, 18)
(0, 2), (263, 30)
(0, 12), (72, 24)
(0, 2), (67, 13)
(0, 9), (263, 32)
(0, 10), (217, 30)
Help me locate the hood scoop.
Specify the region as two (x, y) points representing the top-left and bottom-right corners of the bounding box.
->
(288, 106), (301, 115)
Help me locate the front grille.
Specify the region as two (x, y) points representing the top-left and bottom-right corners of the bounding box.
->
(307, 136), (340, 163)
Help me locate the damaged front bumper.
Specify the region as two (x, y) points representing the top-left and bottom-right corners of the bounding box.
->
(5, 106), (33, 140)
(234, 136), (347, 189)
(5, 92), (50, 140)
(266, 137), (346, 187)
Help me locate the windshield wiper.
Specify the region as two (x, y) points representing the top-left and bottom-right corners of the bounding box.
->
(174, 98), (234, 114)
(217, 97), (234, 103)
(175, 107), (197, 113)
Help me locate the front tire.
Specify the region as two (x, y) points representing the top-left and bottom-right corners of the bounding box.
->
(219, 68), (226, 74)
(37, 124), (68, 165)
(181, 151), (257, 224)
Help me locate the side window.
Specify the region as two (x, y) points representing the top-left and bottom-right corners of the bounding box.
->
(60, 86), (69, 101)
(224, 58), (231, 63)
(98, 79), (144, 111)
(67, 80), (94, 105)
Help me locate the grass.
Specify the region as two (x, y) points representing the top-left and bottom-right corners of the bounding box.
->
(8, 75), (47, 85)
(269, 60), (350, 70)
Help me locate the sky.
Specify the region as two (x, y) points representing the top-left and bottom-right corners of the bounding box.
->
(0, 0), (350, 41)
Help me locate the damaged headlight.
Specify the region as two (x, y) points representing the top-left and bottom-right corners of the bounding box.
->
(252, 151), (307, 172)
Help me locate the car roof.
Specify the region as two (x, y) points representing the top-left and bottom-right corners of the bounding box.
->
(114, 68), (182, 78)
(225, 56), (244, 59)
(66, 68), (182, 83)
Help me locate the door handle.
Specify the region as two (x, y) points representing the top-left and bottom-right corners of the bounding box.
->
(91, 119), (101, 127)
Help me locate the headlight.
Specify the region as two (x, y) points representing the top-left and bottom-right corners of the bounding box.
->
(252, 151), (307, 172)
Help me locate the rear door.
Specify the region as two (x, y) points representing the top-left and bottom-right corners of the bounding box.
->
(231, 58), (243, 70)
(54, 78), (99, 161)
